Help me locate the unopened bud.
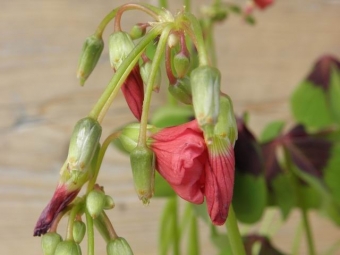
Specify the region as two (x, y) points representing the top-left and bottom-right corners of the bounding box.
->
(173, 52), (190, 78)
(41, 232), (62, 255)
(107, 237), (134, 255)
(214, 94), (237, 145)
(86, 189), (106, 218)
(168, 33), (179, 48)
(130, 146), (155, 204)
(109, 31), (135, 70)
(73, 220), (86, 243)
(77, 34), (104, 86)
(168, 77), (192, 105)
(54, 240), (81, 255)
(191, 66), (221, 128)
(140, 61), (162, 92)
(104, 195), (115, 210)
(67, 117), (102, 182)
(129, 23), (146, 40)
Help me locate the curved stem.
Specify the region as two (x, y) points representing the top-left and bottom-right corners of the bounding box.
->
(165, 44), (177, 85)
(86, 211), (95, 255)
(225, 205), (246, 255)
(66, 202), (82, 241)
(95, 8), (119, 37)
(101, 211), (118, 239)
(138, 24), (173, 146)
(88, 25), (163, 123)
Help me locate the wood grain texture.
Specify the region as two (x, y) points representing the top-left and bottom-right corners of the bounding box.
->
(1, 0), (340, 254)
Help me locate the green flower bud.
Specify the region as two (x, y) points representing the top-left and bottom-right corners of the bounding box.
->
(73, 220), (86, 244)
(67, 117), (102, 182)
(104, 195), (115, 210)
(76, 34), (104, 86)
(109, 31), (135, 70)
(214, 94), (238, 145)
(118, 123), (156, 153)
(173, 52), (190, 78)
(167, 33), (179, 48)
(140, 61), (162, 92)
(190, 66), (221, 128)
(54, 240), (81, 255)
(130, 146), (155, 204)
(86, 189), (106, 218)
(41, 232), (62, 255)
(168, 77), (192, 105)
(107, 237), (134, 255)
(129, 24), (146, 40)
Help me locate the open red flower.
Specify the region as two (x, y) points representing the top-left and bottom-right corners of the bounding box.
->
(150, 120), (235, 225)
(253, 0), (273, 9)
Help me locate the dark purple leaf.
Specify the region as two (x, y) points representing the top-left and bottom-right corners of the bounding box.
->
(262, 140), (284, 182)
(244, 234), (287, 255)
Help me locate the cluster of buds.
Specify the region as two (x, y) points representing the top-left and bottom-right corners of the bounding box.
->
(34, 2), (238, 254)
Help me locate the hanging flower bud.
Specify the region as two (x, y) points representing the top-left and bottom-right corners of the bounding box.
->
(73, 220), (86, 243)
(129, 23), (147, 40)
(67, 117), (102, 183)
(76, 34), (104, 86)
(54, 240), (81, 255)
(104, 195), (115, 210)
(190, 66), (221, 129)
(173, 52), (190, 79)
(213, 93), (238, 145)
(86, 189), (106, 218)
(168, 77), (192, 105)
(140, 61), (162, 92)
(41, 232), (63, 255)
(107, 237), (134, 255)
(109, 31), (135, 70)
(130, 146), (155, 204)
(167, 33), (179, 48)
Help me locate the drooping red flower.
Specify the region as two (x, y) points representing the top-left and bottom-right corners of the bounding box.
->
(253, 0), (273, 9)
(150, 120), (235, 225)
(121, 65), (144, 121)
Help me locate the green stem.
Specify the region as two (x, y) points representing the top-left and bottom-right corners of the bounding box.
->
(284, 148), (316, 255)
(86, 211), (95, 255)
(88, 25), (163, 123)
(95, 8), (119, 37)
(171, 197), (180, 255)
(184, 0), (191, 12)
(158, 0), (168, 8)
(187, 205), (199, 255)
(94, 212), (118, 242)
(225, 205), (246, 255)
(66, 202), (82, 241)
(137, 24), (173, 146)
(291, 220), (303, 255)
(159, 199), (175, 255)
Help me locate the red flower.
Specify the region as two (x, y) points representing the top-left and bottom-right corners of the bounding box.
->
(253, 0), (273, 9)
(150, 120), (235, 225)
(121, 65), (144, 121)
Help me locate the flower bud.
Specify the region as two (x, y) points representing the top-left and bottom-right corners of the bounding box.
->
(54, 240), (81, 255)
(67, 117), (102, 182)
(86, 189), (106, 218)
(214, 94), (238, 145)
(140, 61), (162, 92)
(76, 34), (104, 86)
(73, 220), (86, 243)
(168, 77), (192, 105)
(173, 52), (190, 78)
(118, 123), (156, 153)
(190, 66), (221, 128)
(41, 232), (62, 255)
(109, 31), (135, 70)
(130, 146), (155, 204)
(129, 23), (146, 40)
(104, 195), (115, 210)
(168, 33), (179, 48)
(107, 237), (134, 255)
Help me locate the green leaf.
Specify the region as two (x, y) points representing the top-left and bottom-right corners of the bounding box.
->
(291, 81), (333, 129)
(329, 68), (340, 123)
(154, 172), (176, 197)
(324, 144), (340, 204)
(151, 105), (194, 128)
(233, 172), (267, 224)
(259, 121), (285, 143)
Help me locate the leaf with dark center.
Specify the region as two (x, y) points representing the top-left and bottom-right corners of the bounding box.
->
(243, 234), (287, 255)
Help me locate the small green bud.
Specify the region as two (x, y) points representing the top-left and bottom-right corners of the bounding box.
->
(67, 117), (102, 179)
(73, 220), (86, 243)
(140, 61), (162, 92)
(214, 94), (238, 145)
(129, 23), (146, 40)
(54, 240), (81, 255)
(190, 66), (221, 128)
(41, 232), (62, 255)
(104, 195), (115, 210)
(130, 146), (155, 204)
(107, 237), (134, 255)
(109, 31), (135, 70)
(86, 189), (106, 218)
(168, 77), (192, 105)
(77, 34), (104, 86)
(173, 52), (190, 78)
(118, 123), (156, 153)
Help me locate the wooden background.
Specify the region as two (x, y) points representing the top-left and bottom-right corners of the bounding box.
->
(1, 0), (340, 254)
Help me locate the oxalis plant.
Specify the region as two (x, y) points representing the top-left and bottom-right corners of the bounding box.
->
(33, 1), (340, 255)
